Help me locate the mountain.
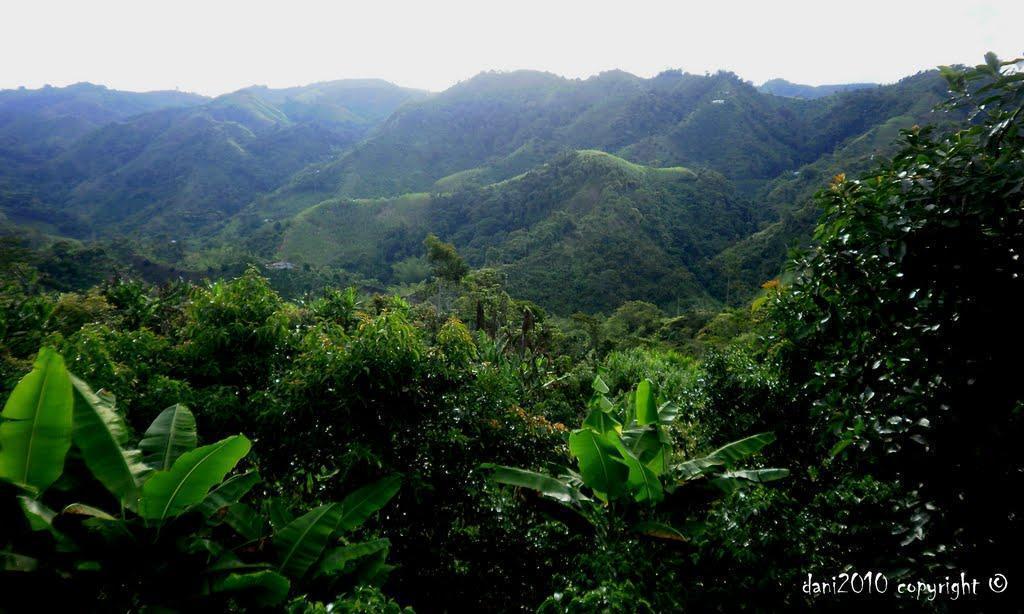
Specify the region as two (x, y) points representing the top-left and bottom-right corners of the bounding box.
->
(0, 80), (427, 236)
(0, 67), (956, 315)
(221, 68), (950, 311)
(260, 150), (755, 313)
(0, 83), (207, 230)
(0, 82), (206, 151)
(758, 78), (877, 99)
(254, 69), (948, 223)
(260, 69), (794, 212)
(710, 71), (958, 298)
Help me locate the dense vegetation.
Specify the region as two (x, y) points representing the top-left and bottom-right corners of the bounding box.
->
(3, 67), (954, 315)
(2, 55), (1022, 611)
(266, 150), (753, 313)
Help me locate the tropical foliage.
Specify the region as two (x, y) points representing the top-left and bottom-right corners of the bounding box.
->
(0, 348), (400, 610)
(487, 376), (786, 516)
(0, 55), (1020, 612)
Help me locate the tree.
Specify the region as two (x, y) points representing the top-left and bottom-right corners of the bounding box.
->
(770, 53), (1024, 574)
(423, 234), (469, 283)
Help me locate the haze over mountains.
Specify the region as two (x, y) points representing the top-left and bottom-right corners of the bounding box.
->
(0, 68), (954, 313)
(756, 79), (877, 99)
(0, 80), (427, 235)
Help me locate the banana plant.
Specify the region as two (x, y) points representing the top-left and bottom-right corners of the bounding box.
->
(484, 376), (787, 540)
(0, 347), (402, 609)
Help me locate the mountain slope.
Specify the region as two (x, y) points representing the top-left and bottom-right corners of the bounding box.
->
(758, 79), (876, 99)
(0, 82), (206, 151)
(708, 72), (959, 298)
(268, 150), (756, 313)
(257, 69), (950, 223)
(0, 83), (208, 234)
(0, 67), (958, 316)
(4, 80), (427, 236)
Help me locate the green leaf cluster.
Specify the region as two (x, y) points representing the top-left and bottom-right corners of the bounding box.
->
(0, 348), (402, 609)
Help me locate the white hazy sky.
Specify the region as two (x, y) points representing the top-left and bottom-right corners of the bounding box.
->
(2, 0), (1021, 96)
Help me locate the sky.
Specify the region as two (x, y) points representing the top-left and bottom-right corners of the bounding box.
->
(2, 0), (1021, 96)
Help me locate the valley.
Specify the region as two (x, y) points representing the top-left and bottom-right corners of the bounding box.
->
(0, 68), (953, 314)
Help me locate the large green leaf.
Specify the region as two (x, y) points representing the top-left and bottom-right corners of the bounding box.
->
(266, 497), (295, 530)
(139, 435), (251, 522)
(337, 474), (402, 532)
(222, 503), (265, 541)
(706, 432), (776, 466)
(672, 457), (725, 481)
(720, 468), (790, 483)
(198, 471), (264, 539)
(275, 503), (344, 579)
(657, 401), (681, 426)
(711, 468), (791, 494)
(318, 538), (390, 577)
(208, 553), (274, 574)
(139, 404), (197, 471)
(0, 348), (73, 492)
(1, 551), (38, 572)
(582, 407), (621, 434)
(633, 520), (689, 542)
(60, 503), (117, 521)
(611, 439), (663, 504)
(632, 428), (670, 476)
(70, 375), (149, 508)
(18, 495), (56, 531)
(634, 379), (657, 425)
(483, 464), (589, 505)
(198, 470), (260, 517)
(709, 477), (746, 495)
(568, 429), (627, 500)
(645, 447), (669, 476)
(350, 546), (393, 586)
(213, 570), (290, 606)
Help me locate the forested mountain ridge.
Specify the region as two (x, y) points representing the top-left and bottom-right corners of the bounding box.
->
(0, 82), (207, 151)
(230, 69), (951, 310)
(707, 71), (960, 297)
(262, 150), (752, 312)
(757, 78), (877, 99)
(261, 69), (947, 211)
(0, 67), (953, 314)
(0, 80), (427, 237)
(0, 83), (207, 231)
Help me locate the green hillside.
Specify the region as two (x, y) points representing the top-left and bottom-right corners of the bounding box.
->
(278, 192), (433, 269)
(271, 150), (752, 313)
(0, 82), (206, 151)
(0, 83), (208, 231)
(54, 110), (349, 236)
(0, 80), (426, 237)
(257, 69), (948, 219)
(706, 72), (962, 299)
(230, 71), (951, 314)
(0, 67), (957, 315)
(757, 78), (876, 99)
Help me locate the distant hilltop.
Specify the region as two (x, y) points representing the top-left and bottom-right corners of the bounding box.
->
(758, 78), (877, 99)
